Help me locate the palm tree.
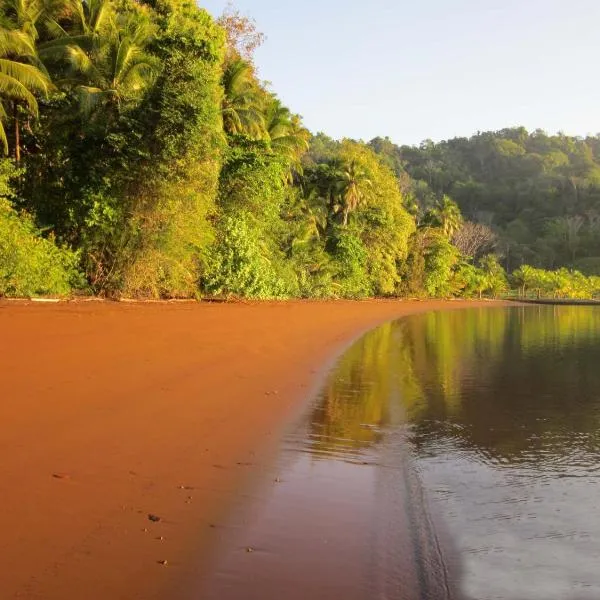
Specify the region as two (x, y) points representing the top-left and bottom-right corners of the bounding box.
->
(337, 160), (372, 226)
(36, 0), (156, 122)
(36, 0), (109, 67)
(2, 0), (78, 39)
(264, 96), (309, 160)
(73, 14), (157, 120)
(221, 57), (264, 137)
(302, 162), (342, 226)
(287, 188), (328, 248)
(0, 27), (51, 158)
(423, 195), (463, 238)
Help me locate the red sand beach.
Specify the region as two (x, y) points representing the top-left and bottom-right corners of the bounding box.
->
(0, 298), (506, 599)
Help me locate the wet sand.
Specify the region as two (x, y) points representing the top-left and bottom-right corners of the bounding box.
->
(0, 298), (503, 600)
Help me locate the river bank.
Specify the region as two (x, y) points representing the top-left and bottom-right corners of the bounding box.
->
(509, 297), (600, 306)
(0, 298), (506, 600)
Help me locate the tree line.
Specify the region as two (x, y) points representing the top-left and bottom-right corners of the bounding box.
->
(0, 0), (598, 300)
(371, 128), (600, 274)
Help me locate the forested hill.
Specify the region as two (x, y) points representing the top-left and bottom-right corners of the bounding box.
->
(369, 129), (600, 273)
(0, 1), (598, 300)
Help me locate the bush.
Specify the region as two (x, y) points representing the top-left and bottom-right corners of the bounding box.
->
(423, 232), (459, 297)
(201, 213), (292, 299)
(0, 198), (83, 297)
(331, 228), (372, 298)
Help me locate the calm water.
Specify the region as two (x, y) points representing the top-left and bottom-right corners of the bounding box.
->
(199, 306), (600, 600)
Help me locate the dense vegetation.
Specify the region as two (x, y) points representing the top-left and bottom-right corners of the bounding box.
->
(370, 130), (600, 274)
(0, 0), (598, 299)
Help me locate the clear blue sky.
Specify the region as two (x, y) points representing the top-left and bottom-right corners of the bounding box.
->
(199, 0), (600, 146)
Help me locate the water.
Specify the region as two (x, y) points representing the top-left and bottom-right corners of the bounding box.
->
(199, 306), (600, 600)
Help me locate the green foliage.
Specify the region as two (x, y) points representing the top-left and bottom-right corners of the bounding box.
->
(281, 188), (335, 298)
(422, 232), (460, 297)
(0, 161), (82, 296)
(21, 0), (226, 297)
(202, 213), (291, 299)
(372, 128), (600, 272)
(112, 0), (225, 297)
(479, 254), (508, 297)
(4, 2), (599, 302)
(219, 135), (287, 218)
(398, 229), (428, 297)
(573, 256), (600, 276)
(421, 196), (463, 238)
(221, 57), (264, 137)
(330, 226), (370, 298)
(512, 264), (600, 299)
(0, 23), (52, 158)
(301, 139), (414, 296)
(453, 261), (487, 298)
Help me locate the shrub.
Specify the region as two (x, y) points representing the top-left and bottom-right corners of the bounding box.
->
(331, 228), (372, 298)
(201, 213), (292, 299)
(0, 198), (83, 297)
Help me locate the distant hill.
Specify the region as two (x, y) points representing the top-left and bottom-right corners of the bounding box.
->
(369, 128), (600, 274)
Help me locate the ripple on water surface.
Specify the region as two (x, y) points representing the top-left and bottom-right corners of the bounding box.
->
(199, 306), (600, 600)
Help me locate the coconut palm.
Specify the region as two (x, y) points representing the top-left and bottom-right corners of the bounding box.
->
(264, 96), (309, 160)
(76, 18), (157, 119)
(0, 27), (51, 157)
(2, 0), (80, 38)
(221, 57), (264, 137)
(437, 196), (463, 238)
(423, 195), (463, 238)
(336, 159), (372, 226)
(1, 0), (42, 39)
(36, 0), (110, 65)
(32, 0), (157, 121)
(48, 7), (157, 121)
(287, 188), (328, 248)
(72, 0), (110, 37)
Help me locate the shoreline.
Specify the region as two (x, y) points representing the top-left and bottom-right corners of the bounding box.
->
(507, 297), (600, 306)
(0, 298), (508, 599)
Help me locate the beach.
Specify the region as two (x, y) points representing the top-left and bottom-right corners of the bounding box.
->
(0, 298), (502, 600)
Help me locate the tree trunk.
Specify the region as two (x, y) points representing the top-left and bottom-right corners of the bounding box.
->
(13, 102), (20, 163)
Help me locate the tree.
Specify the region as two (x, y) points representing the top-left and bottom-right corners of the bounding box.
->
(216, 2), (264, 61)
(479, 254), (507, 298)
(452, 221), (497, 259)
(55, 8), (158, 122)
(221, 57), (264, 137)
(422, 231), (460, 297)
(336, 159), (372, 226)
(0, 27), (51, 158)
(424, 195), (463, 238)
(389, 127), (600, 270)
(263, 95), (309, 168)
(544, 215), (585, 263)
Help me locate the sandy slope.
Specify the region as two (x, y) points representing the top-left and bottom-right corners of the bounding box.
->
(0, 298), (504, 599)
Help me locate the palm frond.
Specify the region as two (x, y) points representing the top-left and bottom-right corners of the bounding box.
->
(39, 34), (95, 52)
(0, 58), (51, 94)
(76, 84), (108, 116)
(118, 58), (156, 93)
(0, 29), (36, 58)
(84, 0), (111, 35)
(42, 17), (70, 40)
(0, 72), (39, 114)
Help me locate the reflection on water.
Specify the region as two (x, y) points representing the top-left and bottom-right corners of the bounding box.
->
(200, 306), (600, 600)
(398, 307), (600, 600)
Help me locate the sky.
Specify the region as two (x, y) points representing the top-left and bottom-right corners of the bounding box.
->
(199, 0), (600, 146)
